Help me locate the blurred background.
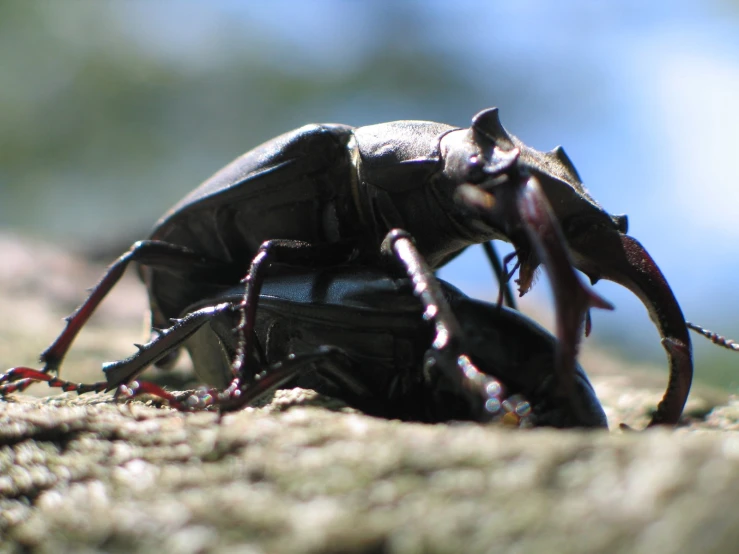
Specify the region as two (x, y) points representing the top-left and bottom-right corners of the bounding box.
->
(1, 1), (738, 390)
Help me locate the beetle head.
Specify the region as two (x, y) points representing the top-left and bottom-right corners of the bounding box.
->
(469, 109), (622, 228)
(460, 107), (692, 426)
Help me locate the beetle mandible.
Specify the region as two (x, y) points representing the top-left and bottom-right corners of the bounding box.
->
(0, 108), (694, 426)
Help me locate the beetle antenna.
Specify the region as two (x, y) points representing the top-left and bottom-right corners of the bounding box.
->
(687, 322), (739, 352)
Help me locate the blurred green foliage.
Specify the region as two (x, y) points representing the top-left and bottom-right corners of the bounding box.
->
(0, 2), (490, 244)
(0, 2), (603, 245)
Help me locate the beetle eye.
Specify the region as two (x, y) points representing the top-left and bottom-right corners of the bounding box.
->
(465, 155), (486, 183)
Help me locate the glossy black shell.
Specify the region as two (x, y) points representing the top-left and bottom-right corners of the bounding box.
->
(141, 120), (475, 331)
(183, 266), (607, 428)
(140, 109), (620, 344)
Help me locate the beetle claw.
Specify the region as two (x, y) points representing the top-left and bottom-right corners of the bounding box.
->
(568, 232), (692, 426)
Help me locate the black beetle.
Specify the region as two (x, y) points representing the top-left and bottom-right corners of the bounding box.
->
(0, 231), (607, 429)
(0, 108), (692, 425)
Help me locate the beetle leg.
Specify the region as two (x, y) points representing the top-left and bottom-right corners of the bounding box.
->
(380, 229), (532, 425)
(232, 239), (355, 380)
(0, 368), (108, 396)
(482, 241), (517, 310)
(24, 240), (229, 393)
(102, 302), (237, 389)
(119, 345), (375, 414)
(0, 302), (237, 398)
(222, 345), (377, 413)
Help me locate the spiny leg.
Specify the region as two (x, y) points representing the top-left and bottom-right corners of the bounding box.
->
(102, 302), (237, 389)
(1, 302), (237, 398)
(116, 239), (355, 412)
(381, 229), (531, 425)
(2, 240), (231, 394)
(5, 307), (374, 414)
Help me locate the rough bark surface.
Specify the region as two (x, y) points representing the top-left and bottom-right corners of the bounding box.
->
(1, 234), (737, 554)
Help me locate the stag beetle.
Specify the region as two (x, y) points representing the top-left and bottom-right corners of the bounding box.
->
(0, 231), (607, 428)
(0, 108), (696, 425)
